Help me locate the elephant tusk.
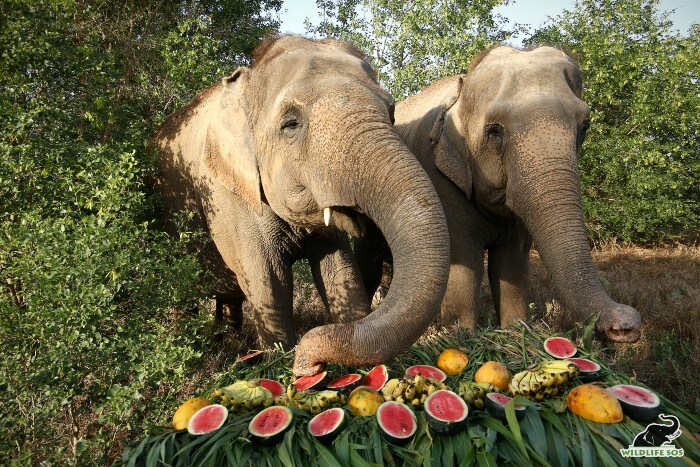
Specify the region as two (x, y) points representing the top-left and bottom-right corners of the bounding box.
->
(323, 207), (332, 226)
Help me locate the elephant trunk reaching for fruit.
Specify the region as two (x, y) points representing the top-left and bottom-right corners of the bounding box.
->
(508, 121), (641, 342)
(293, 128), (450, 376)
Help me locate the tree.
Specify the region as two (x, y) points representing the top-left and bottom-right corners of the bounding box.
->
(308, 0), (518, 98)
(527, 0), (699, 243)
(0, 0), (280, 463)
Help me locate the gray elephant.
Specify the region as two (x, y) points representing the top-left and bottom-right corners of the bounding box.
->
(153, 35), (450, 376)
(362, 45), (640, 342)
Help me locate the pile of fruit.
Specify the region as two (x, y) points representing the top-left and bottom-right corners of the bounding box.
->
(170, 336), (665, 445)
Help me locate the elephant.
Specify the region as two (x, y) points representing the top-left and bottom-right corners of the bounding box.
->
(153, 35), (450, 376)
(360, 45), (641, 343)
(632, 414), (681, 447)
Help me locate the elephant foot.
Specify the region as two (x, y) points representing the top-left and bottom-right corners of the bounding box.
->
(595, 304), (641, 343)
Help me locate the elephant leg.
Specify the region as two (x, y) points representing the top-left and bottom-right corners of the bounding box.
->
(307, 232), (371, 323)
(487, 229), (531, 328)
(353, 220), (389, 300)
(440, 242), (484, 329)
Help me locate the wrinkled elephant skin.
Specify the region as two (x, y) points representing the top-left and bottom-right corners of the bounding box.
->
(153, 36), (449, 374)
(385, 46), (640, 343)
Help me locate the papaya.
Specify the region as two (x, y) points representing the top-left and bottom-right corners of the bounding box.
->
(437, 348), (470, 376)
(347, 386), (384, 416)
(567, 384), (623, 423)
(474, 361), (511, 391)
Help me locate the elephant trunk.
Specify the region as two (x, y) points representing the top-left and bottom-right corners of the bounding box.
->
(509, 125), (641, 343)
(293, 133), (450, 376)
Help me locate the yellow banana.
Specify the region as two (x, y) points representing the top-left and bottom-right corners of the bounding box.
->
(382, 378), (400, 396)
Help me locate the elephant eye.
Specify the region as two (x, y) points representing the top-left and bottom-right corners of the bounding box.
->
(484, 124), (505, 152)
(281, 117), (301, 131)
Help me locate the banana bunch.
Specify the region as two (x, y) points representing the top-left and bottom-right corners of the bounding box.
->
(210, 380), (274, 412)
(457, 381), (499, 410)
(380, 374), (448, 410)
(509, 360), (580, 401)
(283, 385), (347, 415)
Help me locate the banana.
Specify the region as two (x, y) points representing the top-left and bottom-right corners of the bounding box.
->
(382, 378), (401, 397)
(404, 383), (416, 400)
(392, 381), (408, 399)
(509, 370), (527, 395)
(413, 375), (425, 395)
(396, 396), (405, 404)
(383, 394), (393, 402)
(420, 393), (427, 404)
(411, 398), (421, 409)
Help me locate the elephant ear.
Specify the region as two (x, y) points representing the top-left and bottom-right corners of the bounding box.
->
(203, 67), (263, 215)
(430, 76), (472, 199)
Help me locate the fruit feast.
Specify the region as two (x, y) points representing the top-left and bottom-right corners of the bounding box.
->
(119, 325), (700, 466)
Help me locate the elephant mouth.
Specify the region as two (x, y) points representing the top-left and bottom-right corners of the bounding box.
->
(323, 206), (367, 238)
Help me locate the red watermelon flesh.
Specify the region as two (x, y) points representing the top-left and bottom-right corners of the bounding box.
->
(377, 401), (417, 442)
(254, 378), (285, 398)
(249, 406), (293, 445)
(569, 358), (601, 372)
(187, 404), (228, 435)
(293, 371), (328, 391)
(488, 393), (525, 410)
(425, 390), (468, 422)
(608, 385), (660, 406)
(308, 407), (346, 441)
(405, 365), (447, 382)
(235, 350), (264, 366)
(363, 365), (389, 391)
(543, 337), (577, 358)
(327, 373), (362, 390)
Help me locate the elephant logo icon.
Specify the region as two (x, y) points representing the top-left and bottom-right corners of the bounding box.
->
(621, 414), (685, 458)
(632, 414), (681, 447)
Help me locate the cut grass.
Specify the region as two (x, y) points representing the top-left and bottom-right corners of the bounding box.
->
(119, 324), (700, 466)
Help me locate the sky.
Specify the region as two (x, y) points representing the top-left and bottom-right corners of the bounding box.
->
(277, 0), (699, 45)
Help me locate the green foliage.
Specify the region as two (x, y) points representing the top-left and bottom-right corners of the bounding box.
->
(526, 0), (699, 243)
(0, 0), (280, 463)
(308, 0), (517, 98)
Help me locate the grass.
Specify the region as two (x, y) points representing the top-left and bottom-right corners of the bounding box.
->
(119, 324), (700, 466)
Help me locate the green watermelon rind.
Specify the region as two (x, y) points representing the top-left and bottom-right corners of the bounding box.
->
(608, 384), (662, 422)
(376, 401), (417, 445)
(424, 390), (469, 435)
(307, 407), (347, 444)
(327, 373), (363, 392)
(248, 406), (294, 445)
(485, 393), (526, 422)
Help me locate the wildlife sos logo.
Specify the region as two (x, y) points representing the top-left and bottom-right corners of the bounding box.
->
(620, 414), (684, 458)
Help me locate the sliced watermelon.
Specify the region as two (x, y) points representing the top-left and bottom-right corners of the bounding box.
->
(248, 406), (293, 445)
(424, 390), (469, 434)
(543, 337), (577, 358)
(327, 373), (362, 391)
(405, 364), (447, 382)
(252, 378), (285, 398)
(308, 407), (347, 444)
(569, 358), (601, 381)
(293, 371), (328, 391)
(363, 365), (389, 391)
(235, 350), (264, 366)
(187, 404), (228, 435)
(376, 401), (417, 445)
(607, 384), (661, 422)
(485, 393), (526, 422)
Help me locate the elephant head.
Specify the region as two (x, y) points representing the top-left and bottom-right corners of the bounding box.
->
(431, 45), (640, 342)
(166, 36), (449, 375)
